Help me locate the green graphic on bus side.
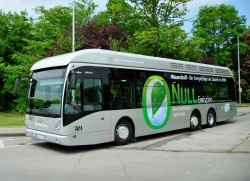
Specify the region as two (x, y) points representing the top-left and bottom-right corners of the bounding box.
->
(142, 75), (171, 129)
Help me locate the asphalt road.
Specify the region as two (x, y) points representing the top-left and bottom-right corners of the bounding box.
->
(0, 107), (249, 181)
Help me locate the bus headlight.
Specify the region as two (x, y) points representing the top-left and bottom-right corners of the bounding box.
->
(25, 115), (33, 128)
(55, 120), (61, 131)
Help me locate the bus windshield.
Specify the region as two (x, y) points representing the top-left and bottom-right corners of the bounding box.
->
(26, 68), (66, 118)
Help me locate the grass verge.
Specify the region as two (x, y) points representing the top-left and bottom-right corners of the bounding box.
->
(237, 103), (250, 107)
(0, 113), (25, 127)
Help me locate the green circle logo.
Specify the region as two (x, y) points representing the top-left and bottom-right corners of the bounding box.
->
(142, 75), (171, 129)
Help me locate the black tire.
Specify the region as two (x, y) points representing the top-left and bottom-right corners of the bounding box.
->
(207, 110), (216, 128)
(114, 120), (133, 145)
(190, 112), (201, 131)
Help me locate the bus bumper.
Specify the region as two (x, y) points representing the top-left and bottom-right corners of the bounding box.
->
(26, 128), (73, 146)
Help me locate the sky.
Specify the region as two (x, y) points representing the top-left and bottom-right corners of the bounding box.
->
(0, 0), (249, 33)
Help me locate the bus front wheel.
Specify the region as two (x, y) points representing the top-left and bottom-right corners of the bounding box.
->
(190, 112), (201, 131)
(114, 120), (133, 145)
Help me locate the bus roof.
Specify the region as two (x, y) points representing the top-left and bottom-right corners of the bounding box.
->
(31, 49), (233, 77)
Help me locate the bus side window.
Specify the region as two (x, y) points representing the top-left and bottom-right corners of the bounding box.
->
(203, 82), (218, 99)
(110, 79), (134, 110)
(218, 83), (229, 100)
(136, 80), (144, 108)
(228, 78), (236, 101)
(194, 83), (202, 99)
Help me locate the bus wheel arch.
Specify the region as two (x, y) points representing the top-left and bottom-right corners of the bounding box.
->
(190, 109), (201, 131)
(207, 108), (216, 128)
(114, 117), (134, 145)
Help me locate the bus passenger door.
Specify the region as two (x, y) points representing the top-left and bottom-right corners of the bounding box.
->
(109, 69), (138, 140)
(81, 77), (110, 133)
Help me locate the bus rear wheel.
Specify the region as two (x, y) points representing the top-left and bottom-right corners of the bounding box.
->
(190, 112), (201, 131)
(114, 120), (133, 145)
(207, 110), (216, 128)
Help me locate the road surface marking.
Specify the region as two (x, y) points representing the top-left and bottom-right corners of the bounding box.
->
(0, 140), (4, 148)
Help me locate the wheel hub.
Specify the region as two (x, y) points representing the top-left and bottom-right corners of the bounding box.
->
(116, 125), (129, 140)
(191, 116), (199, 127)
(208, 113), (214, 125)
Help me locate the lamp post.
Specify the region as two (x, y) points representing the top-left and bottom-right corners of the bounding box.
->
(72, 0), (75, 52)
(237, 35), (242, 104)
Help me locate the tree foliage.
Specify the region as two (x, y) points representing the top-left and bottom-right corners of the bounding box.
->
(192, 4), (250, 101)
(74, 0), (97, 25)
(126, 0), (192, 56)
(0, 10), (34, 111)
(192, 4), (246, 66)
(239, 29), (250, 102)
(0, 2), (250, 112)
(127, 24), (199, 60)
(129, 0), (191, 28)
(47, 22), (128, 56)
(0, 11), (32, 61)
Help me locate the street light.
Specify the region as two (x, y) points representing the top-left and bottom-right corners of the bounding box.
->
(237, 34), (244, 104)
(72, 0), (75, 52)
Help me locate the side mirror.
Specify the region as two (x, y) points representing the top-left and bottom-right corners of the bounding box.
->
(14, 78), (20, 94)
(70, 71), (77, 89)
(14, 75), (30, 94)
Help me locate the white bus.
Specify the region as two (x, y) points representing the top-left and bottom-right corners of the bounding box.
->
(15, 49), (237, 146)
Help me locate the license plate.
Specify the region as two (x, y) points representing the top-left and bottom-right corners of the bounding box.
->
(36, 134), (45, 140)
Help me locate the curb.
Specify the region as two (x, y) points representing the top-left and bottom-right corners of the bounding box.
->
(0, 133), (26, 137)
(0, 127), (26, 137)
(232, 135), (250, 153)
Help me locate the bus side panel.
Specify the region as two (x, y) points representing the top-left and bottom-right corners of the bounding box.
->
(66, 111), (111, 145)
(214, 102), (237, 122)
(137, 106), (188, 137)
(71, 131), (111, 146)
(200, 102), (237, 126)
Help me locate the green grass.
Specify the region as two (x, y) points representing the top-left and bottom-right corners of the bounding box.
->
(237, 103), (250, 107)
(0, 113), (25, 127)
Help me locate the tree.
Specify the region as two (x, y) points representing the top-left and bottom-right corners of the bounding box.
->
(106, 0), (142, 34)
(47, 21), (128, 56)
(34, 6), (72, 42)
(0, 53), (39, 112)
(238, 29), (250, 102)
(0, 5), (73, 111)
(127, 25), (184, 57)
(0, 10), (33, 111)
(0, 10), (32, 62)
(127, 24), (203, 61)
(0, 2), (100, 112)
(192, 4), (250, 102)
(126, 0), (192, 56)
(192, 4), (246, 66)
(129, 0), (191, 28)
(34, 0), (97, 55)
(74, 0), (97, 25)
